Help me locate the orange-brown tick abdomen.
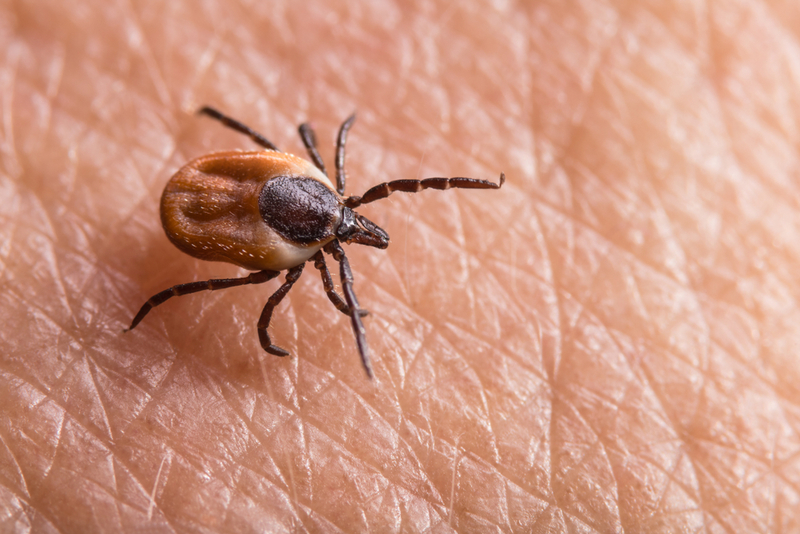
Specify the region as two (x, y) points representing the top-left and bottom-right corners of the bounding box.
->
(160, 150), (340, 271)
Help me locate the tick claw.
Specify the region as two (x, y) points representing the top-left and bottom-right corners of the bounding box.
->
(266, 345), (290, 357)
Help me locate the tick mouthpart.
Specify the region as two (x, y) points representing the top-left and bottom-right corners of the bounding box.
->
(335, 208), (389, 249)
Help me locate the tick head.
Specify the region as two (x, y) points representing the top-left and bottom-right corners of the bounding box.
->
(336, 207), (389, 249)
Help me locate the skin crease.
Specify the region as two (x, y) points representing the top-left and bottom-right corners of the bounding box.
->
(1, 0), (800, 532)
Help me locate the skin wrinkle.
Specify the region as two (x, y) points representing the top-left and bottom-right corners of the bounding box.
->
(0, 46), (20, 179)
(0, 431), (28, 499)
(46, 423), (151, 528)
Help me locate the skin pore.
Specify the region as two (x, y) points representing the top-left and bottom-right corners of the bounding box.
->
(2, 0), (800, 532)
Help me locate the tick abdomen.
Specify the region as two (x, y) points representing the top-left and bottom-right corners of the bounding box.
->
(161, 150), (337, 271)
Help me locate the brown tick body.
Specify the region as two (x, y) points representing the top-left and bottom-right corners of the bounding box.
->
(127, 107), (504, 378)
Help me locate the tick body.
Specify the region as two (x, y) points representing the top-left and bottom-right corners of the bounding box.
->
(162, 150), (338, 272)
(127, 107), (504, 378)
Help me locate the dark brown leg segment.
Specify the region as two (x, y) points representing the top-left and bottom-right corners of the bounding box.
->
(298, 123), (328, 176)
(198, 106), (280, 151)
(311, 250), (348, 313)
(324, 240), (373, 379)
(126, 269), (281, 331)
(258, 264), (305, 357)
(335, 114), (356, 195)
(310, 251), (369, 317)
(345, 172), (505, 208)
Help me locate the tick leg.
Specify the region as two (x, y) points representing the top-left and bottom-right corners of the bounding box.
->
(335, 114), (356, 195)
(298, 123), (328, 176)
(345, 172), (506, 208)
(258, 264), (305, 357)
(198, 106), (280, 151)
(310, 251), (369, 317)
(126, 270), (281, 331)
(324, 240), (373, 379)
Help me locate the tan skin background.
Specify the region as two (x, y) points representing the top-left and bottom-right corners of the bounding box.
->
(2, 0), (800, 532)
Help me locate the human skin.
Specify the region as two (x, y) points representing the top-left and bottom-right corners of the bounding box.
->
(2, 0), (800, 532)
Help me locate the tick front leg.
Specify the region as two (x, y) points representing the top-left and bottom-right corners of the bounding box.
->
(258, 264), (305, 357)
(126, 270), (281, 331)
(345, 172), (505, 208)
(310, 251), (369, 317)
(324, 240), (373, 379)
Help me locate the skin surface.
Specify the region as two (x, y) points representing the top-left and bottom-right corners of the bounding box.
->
(2, 0), (800, 532)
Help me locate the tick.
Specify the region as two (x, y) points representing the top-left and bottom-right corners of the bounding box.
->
(127, 107), (504, 378)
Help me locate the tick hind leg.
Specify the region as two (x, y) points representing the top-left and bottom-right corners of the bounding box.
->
(198, 106), (280, 151)
(258, 264), (305, 356)
(125, 270), (281, 332)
